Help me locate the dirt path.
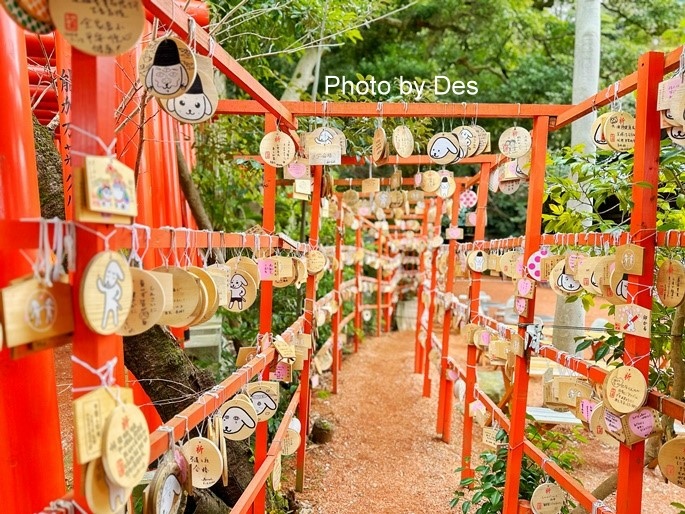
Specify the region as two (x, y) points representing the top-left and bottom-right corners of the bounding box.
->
(286, 331), (464, 513)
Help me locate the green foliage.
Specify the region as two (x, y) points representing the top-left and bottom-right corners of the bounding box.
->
(451, 424), (579, 513)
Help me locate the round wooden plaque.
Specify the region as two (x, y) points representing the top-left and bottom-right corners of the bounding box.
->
(84, 458), (130, 514)
(306, 250), (327, 274)
(153, 266), (202, 327)
(392, 125), (414, 158)
(50, 0), (144, 54)
(500, 251), (524, 279)
(117, 267), (165, 336)
(454, 125), (479, 157)
(428, 132), (463, 164)
(293, 257), (308, 288)
(162, 68), (218, 125)
(330, 127), (348, 155)
(499, 178), (521, 195)
(658, 436), (685, 488)
(603, 365), (648, 414)
(226, 256), (261, 288)
(259, 131), (296, 168)
(590, 112), (612, 150)
(498, 127), (532, 158)
(608, 269), (629, 305)
(219, 395), (258, 441)
(139, 37), (197, 99)
(488, 166), (501, 193)
(588, 402), (619, 447)
(81, 251), (133, 335)
(281, 427), (301, 456)
(549, 260), (582, 297)
(375, 190), (391, 209)
(530, 482), (565, 514)
(101, 403), (150, 489)
(188, 266), (220, 324)
(655, 258), (685, 307)
(181, 437), (223, 489)
(226, 269), (257, 313)
(421, 170), (441, 193)
(342, 189), (360, 206)
(149, 454), (188, 514)
(246, 381), (279, 422)
(467, 250), (489, 273)
(372, 127), (387, 162)
(437, 174), (456, 199)
(604, 111), (636, 152)
(472, 125), (489, 155)
(667, 125), (685, 147)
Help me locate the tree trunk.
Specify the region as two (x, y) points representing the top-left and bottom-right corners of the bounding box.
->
(280, 48), (320, 101)
(33, 115), (65, 220)
(552, 0), (600, 354)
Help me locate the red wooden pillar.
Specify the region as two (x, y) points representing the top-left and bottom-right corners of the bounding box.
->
(70, 48), (127, 506)
(422, 197), (443, 397)
(461, 163), (492, 478)
(502, 118), (549, 513)
(414, 204), (430, 373)
(296, 164), (323, 491)
(615, 51), (663, 514)
(254, 114), (277, 514)
(436, 180), (465, 438)
(376, 232), (383, 336)
(55, 33), (73, 220)
(384, 240), (392, 332)
(354, 221), (362, 351)
(0, 14), (65, 511)
(332, 199), (343, 393)
(150, 103), (168, 231)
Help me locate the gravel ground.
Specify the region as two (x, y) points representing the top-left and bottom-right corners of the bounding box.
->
(284, 276), (684, 513)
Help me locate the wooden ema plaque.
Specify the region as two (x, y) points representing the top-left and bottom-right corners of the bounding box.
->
(152, 266), (202, 327)
(219, 394), (258, 441)
(281, 427), (301, 456)
(74, 386), (134, 465)
(603, 365), (648, 414)
(271, 452), (282, 491)
(259, 130), (296, 168)
(188, 266), (220, 325)
(225, 256), (260, 288)
(372, 126), (388, 162)
(656, 258), (685, 307)
(530, 482), (565, 514)
(74, 166), (131, 224)
(658, 436), (685, 489)
(590, 112), (612, 150)
(516, 277), (536, 299)
(588, 402), (620, 447)
(499, 179), (521, 195)
(500, 251), (524, 279)
(393, 125), (414, 157)
(614, 303), (651, 338)
(101, 403), (150, 488)
(226, 268), (257, 313)
(49, 0), (144, 56)
(306, 250), (327, 274)
(138, 37), (197, 99)
(246, 382), (279, 422)
(498, 127), (532, 159)
(162, 68), (219, 125)
(472, 125), (489, 154)
(615, 243), (644, 275)
(147, 450), (190, 514)
(307, 127), (342, 165)
(428, 132), (463, 164)
(84, 457), (131, 514)
(361, 177), (380, 194)
(604, 111), (636, 152)
(181, 437), (223, 489)
(454, 125), (479, 157)
(117, 268), (165, 336)
(81, 252), (133, 335)
(0, 276), (74, 348)
(467, 250), (489, 273)
(548, 260), (582, 297)
(85, 156), (137, 217)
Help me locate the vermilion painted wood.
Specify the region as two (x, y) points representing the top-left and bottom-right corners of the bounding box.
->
(216, 100), (570, 118)
(0, 14), (65, 512)
(254, 114), (278, 514)
(296, 164), (323, 491)
(354, 222), (362, 352)
(436, 179), (465, 438)
(554, 45), (681, 129)
(69, 47), (127, 507)
(384, 241), (393, 333)
(142, 0), (296, 129)
(332, 199), (344, 393)
(460, 163), (491, 480)
(502, 116), (549, 514)
(376, 235), (383, 336)
(422, 197), (443, 397)
(55, 33), (73, 220)
(615, 51), (664, 514)
(414, 206), (430, 374)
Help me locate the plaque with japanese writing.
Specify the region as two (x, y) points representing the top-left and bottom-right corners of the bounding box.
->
(101, 403), (150, 488)
(50, 0), (144, 55)
(498, 127), (531, 159)
(604, 111), (636, 152)
(260, 130), (297, 168)
(603, 365), (648, 414)
(530, 482), (565, 514)
(658, 436), (685, 488)
(181, 437), (222, 489)
(139, 37), (197, 99)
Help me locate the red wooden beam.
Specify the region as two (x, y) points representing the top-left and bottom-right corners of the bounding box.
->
(142, 0), (297, 129)
(217, 100), (571, 118)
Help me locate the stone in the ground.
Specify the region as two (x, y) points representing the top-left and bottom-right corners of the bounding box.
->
(311, 418), (335, 444)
